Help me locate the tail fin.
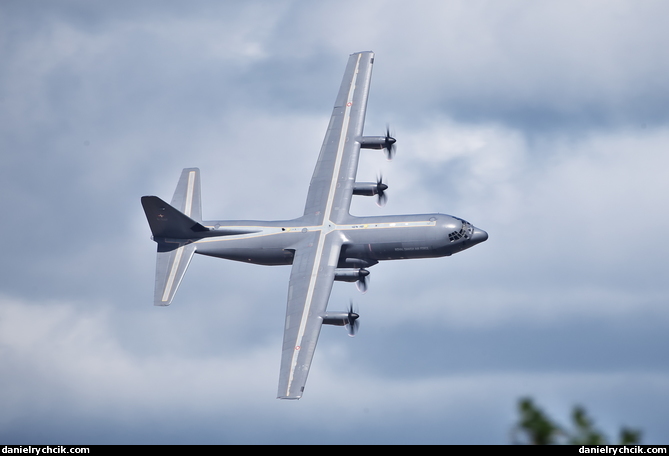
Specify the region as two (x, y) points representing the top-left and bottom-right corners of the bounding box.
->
(141, 168), (204, 306)
(170, 167), (202, 222)
(141, 195), (208, 240)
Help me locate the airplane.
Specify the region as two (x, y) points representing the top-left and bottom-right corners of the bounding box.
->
(141, 51), (488, 400)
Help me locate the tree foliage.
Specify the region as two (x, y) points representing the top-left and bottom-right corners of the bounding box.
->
(511, 397), (641, 445)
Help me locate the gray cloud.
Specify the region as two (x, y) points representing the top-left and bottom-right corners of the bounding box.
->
(1, 0), (668, 444)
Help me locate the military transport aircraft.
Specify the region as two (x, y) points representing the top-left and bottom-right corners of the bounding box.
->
(141, 51), (488, 399)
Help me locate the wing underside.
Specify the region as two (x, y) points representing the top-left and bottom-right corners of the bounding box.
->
(278, 232), (343, 399)
(302, 51), (375, 225)
(278, 51), (375, 399)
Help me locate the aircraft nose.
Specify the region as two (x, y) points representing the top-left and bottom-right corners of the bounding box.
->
(470, 227), (488, 244)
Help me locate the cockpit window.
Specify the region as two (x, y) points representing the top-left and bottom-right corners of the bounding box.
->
(448, 220), (473, 242)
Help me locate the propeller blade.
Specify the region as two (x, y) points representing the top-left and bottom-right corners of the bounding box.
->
(356, 268), (369, 293)
(375, 175), (388, 207)
(376, 191), (388, 207)
(384, 125), (396, 161)
(346, 301), (360, 337)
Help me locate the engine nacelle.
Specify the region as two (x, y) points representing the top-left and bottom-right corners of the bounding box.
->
(322, 312), (351, 326)
(353, 182), (381, 196)
(323, 305), (360, 336)
(334, 268), (369, 283)
(359, 131), (396, 160)
(359, 136), (389, 149)
(341, 258), (378, 268)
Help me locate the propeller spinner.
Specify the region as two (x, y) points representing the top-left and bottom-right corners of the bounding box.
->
(356, 268), (370, 293)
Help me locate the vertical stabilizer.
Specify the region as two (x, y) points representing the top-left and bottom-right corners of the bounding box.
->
(171, 168), (202, 222)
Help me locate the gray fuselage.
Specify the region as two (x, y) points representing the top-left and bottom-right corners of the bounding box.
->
(193, 213), (488, 267)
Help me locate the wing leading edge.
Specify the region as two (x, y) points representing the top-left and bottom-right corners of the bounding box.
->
(278, 51), (374, 399)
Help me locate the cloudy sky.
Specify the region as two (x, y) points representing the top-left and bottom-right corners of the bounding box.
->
(1, 0), (668, 444)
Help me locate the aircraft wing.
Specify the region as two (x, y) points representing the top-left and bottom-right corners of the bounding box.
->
(278, 51), (374, 399)
(303, 51), (375, 225)
(278, 232), (343, 399)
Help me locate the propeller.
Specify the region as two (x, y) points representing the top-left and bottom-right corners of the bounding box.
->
(346, 301), (360, 337)
(383, 125), (397, 160)
(375, 175), (388, 207)
(356, 268), (370, 293)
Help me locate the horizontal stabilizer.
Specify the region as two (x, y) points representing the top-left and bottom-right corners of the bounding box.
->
(154, 243), (196, 306)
